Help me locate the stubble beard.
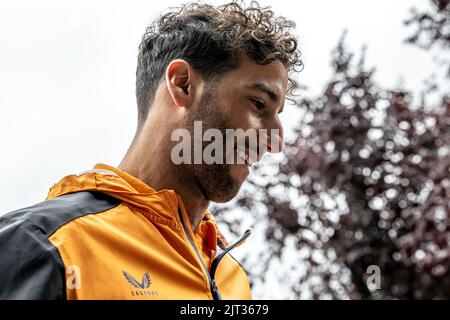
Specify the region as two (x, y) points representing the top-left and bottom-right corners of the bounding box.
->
(173, 91), (243, 203)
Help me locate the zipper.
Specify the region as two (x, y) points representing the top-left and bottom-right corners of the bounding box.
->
(210, 229), (251, 280)
(177, 207), (251, 300)
(177, 207), (221, 300)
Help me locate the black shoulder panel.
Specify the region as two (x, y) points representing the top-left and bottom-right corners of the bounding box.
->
(0, 191), (121, 300)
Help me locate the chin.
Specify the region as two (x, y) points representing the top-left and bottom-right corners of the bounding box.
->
(203, 178), (243, 203)
(211, 188), (241, 203)
(228, 163), (250, 184)
(197, 164), (248, 203)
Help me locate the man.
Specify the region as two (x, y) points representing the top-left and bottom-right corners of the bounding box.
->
(0, 1), (301, 299)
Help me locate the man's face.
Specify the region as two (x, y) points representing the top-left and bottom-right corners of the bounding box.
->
(180, 55), (288, 203)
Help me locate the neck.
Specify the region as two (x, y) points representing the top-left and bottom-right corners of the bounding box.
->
(118, 122), (209, 232)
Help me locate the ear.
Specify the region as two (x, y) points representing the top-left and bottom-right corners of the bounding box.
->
(165, 59), (198, 108)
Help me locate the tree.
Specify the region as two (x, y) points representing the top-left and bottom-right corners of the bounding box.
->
(214, 0), (450, 299)
(405, 0), (450, 77)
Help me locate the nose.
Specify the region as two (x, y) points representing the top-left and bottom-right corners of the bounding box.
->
(259, 122), (284, 155)
(268, 124), (284, 153)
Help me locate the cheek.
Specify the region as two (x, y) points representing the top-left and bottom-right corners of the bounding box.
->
(236, 112), (264, 130)
(226, 97), (261, 129)
(248, 113), (263, 128)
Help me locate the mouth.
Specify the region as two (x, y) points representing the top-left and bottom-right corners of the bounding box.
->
(236, 146), (261, 167)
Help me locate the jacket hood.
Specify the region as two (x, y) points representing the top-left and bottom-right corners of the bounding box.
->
(46, 163), (228, 244)
(48, 163), (175, 215)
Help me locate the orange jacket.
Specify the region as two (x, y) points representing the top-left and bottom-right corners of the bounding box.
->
(0, 163), (252, 300)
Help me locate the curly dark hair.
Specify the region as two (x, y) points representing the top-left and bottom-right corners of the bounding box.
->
(136, 0), (303, 126)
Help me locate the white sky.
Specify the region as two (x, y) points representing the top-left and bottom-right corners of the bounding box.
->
(0, 0), (442, 216)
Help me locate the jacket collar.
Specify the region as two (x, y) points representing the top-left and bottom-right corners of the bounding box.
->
(47, 163), (230, 246)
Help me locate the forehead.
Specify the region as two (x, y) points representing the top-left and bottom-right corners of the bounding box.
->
(217, 55), (289, 98)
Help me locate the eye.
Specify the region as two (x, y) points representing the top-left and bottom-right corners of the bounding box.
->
(250, 98), (266, 111)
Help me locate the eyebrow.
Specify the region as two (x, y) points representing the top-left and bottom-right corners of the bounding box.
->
(246, 83), (284, 113)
